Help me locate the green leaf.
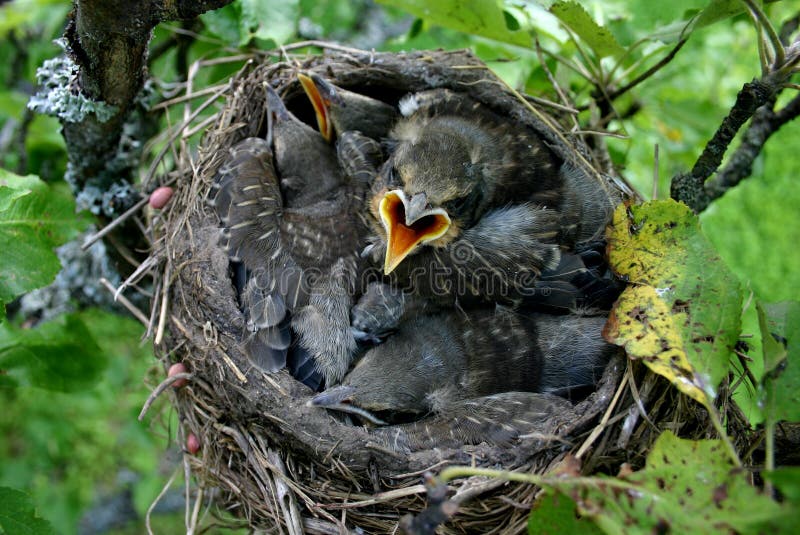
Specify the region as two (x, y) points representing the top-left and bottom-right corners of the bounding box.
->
(763, 467), (800, 502)
(0, 486), (56, 535)
(604, 200), (743, 406)
(758, 301), (800, 422)
(695, 0), (749, 29)
(549, 1), (624, 58)
(0, 312), (109, 392)
(567, 431), (789, 534)
(528, 490), (603, 535)
(377, 0), (531, 47)
(199, 0), (299, 47)
(0, 170), (90, 319)
(239, 0), (299, 46)
(199, 3), (243, 45)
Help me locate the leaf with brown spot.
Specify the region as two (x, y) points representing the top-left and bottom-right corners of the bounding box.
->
(604, 285), (712, 406)
(533, 431), (789, 534)
(604, 200), (742, 405)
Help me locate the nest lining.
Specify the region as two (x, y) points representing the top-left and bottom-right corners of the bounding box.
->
(143, 48), (740, 533)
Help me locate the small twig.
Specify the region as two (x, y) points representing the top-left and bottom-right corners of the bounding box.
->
(524, 94), (579, 115)
(733, 347), (760, 394)
(151, 83), (228, 110)
(195, 54), (254, 68)
(146, 466), (180, 535)
(104, 232), (140, 268)
(534, 36), (579, 131)
(438, 467), (642, 492)
(98, 277), (149, 325)
(706, 402), (743, 468)
(565, 129), (628, 139)
(561, 24), (603, 84)
(578, 37), (689, 112)
(142, 84), (229, 190)
(765, 413), (776, 497)
(81, 175), (178, 251)
(745, 5), (772, 76)
(575, 372), (629, 459)
(536, 45), (595, 82)
(146, 278), (162, 339)
(81, 196), (146, 250)
(652, 144), (660, 200)
(183, 113), (220, 139)
(321, 484), (428, 509)
(155, 262), (172, 346)
(138, 372), (193, 421)
(115, 254), (159, 301)
(220, 352), (247, 384)
(391, 460), (452, 481)
(742, 0), (785, 68)
(276, 39), (384, 56)
(625, 364), (658, 430)
(187, 486), (204, 535)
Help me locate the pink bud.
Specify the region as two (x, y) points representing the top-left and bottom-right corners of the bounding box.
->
(168, 362), (188, 388)
(186, 432), (200, 454)
(149, 186), (174, 209)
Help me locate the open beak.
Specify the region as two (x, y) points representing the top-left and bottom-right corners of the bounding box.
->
(298, 72), (341, 143)
(379, 190), (451, 274)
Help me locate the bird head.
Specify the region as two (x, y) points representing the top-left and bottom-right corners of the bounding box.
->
(375, 118), (488, 274)
(297, 72), (397, 143)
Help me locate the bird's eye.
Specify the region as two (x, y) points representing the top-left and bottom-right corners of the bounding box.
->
(446, 187), (481, 217)
(446, 196), (469, 215)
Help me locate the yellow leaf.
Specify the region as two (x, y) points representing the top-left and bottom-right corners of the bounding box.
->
(604, 285), (713, 408)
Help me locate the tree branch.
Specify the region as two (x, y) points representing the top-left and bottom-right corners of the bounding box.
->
(705, 93), (800, 199)
(670, 69), (796, 212)
(670, 8), (800, 212)
(32, 0), (232, 216)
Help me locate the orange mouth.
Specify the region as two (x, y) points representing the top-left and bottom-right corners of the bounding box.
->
(298, 73), (333, 142)
(379, 190), (451, 274)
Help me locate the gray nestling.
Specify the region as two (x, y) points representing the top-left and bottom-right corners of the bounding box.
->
(362, 89), (620, 306)
(211, 83), (370, 388)
(311, 307), (615, 423)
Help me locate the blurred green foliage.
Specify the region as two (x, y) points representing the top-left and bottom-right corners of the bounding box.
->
(0, 310), (168, 533)
(0, 0), (798, 533)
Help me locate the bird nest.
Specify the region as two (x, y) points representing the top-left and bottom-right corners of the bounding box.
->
(142, 48), (737, 533)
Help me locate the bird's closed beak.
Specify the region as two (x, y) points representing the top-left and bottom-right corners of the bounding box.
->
(309, 386), (387, 425)
(310, 385), (355, 406)
(379, 189), (451, 274)
(298, 72), (343, 143)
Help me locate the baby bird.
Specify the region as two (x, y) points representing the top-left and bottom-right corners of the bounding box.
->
(360, 89), (620, 308)
(211, 83), (369, 388)
(311, 308), (615, 424)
